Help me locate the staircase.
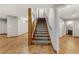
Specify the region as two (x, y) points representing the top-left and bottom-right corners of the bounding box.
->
(32, 18), (51, 45)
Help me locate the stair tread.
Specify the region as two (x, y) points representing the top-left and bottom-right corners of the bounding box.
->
(32, 40), (50, 42)
(33, 36), (50, 40)
(35, 31), (48, 33)
(33, 39), (49, 41)
(32, 40), (51, 43)
(35, 32), (49, 34)
(32, 41), (51, 45)
(32, 18), (51, 45)
(35, 31), (48, 32)
(36, 29), (48, 30)
(36, 29), (47, 30)
(34, 34), (49, 37)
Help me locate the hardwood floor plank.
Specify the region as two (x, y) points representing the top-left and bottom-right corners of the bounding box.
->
(59, 35), (79, 54)
(0, 33), (54, 54)
(28, 45), (54, 54)
(0, 33), (28, 54)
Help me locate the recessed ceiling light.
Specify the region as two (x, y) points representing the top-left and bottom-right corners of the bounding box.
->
(66, 5), (71, 8)
(67, 21), (73, 25)
(72, 14), (76, 17)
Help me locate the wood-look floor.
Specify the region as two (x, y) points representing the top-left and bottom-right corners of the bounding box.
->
(0, 33), (28, 54)
(0, 33), (54, 54)
(59, 35), (79, 54)
(28, 44), (54, 54)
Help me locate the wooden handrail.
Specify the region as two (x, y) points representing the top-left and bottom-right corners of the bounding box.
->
(28, 8), (32, 45)
(32, 18), (38, 38)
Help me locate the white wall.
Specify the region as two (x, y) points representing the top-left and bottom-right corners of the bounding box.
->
(38, 8), (45, 18)
(73, 19), (79, 37)
(46, 7), (58, 51)
(59, 19), (74, 37)
(0, 5), (18, 17)
(7, 16), (28, 37)
(0, 19), (7, 34)
(0, 4), (53, 18)
(59, 18), (66, 37)
(0, 5), (54, 37)
(16, 4), (53, 17)
(18, 17), (28, 35)
(7, 16), (18, 37)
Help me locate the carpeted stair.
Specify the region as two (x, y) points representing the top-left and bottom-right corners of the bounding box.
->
(32, 18), (51, 45)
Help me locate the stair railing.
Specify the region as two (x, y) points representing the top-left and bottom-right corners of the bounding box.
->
(32, 17), (38, 38)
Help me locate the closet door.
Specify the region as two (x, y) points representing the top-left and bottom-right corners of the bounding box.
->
(0, 19), (7, 34)
(7, 16), (18, 37)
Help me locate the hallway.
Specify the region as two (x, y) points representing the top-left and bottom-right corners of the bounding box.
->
(59, 35), (79, 54)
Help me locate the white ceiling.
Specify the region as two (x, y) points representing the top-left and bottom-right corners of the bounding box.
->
(58, 4), (79, 20)
(0, 4), (78, 20)
(0, 4), (53, 18)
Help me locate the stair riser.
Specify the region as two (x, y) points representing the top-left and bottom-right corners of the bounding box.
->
(32, 18), (51, 45)
(32, 41), (51, 45)
(36, 27), (47, 28)
(33, 33), (49, 36)
(32, 43), (51, 45)
(34, 33), (49, 34)
(33, 37), (50, 40)
(35, 31), (48, 33)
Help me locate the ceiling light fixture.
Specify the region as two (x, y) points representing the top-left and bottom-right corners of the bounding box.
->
(66, 5), (71, 8)
(72, 14), (76, 17)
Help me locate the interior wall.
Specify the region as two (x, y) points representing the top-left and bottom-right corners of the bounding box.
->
(0, 5), (54, 37)
(7, 16), (18, 37)
(0, 5), (18, 16)
(59, 18), (66, 37)
(7, 16), (28, 37)
(38, 8), (45, 18)
(73, 19), (79, 37)
(15, 4), (53, 17)
(59, 19), (74, 37)
(0, 4), (53, 18)
(46, 7), (58, 51)
(0, 19), (7, 34)
(18, 17), (28, 35)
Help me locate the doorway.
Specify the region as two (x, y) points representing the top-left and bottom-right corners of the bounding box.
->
(0, 18), (7, 35)
(66, 21), (73, 35)
(38, 8), (45, 18)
